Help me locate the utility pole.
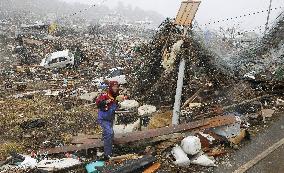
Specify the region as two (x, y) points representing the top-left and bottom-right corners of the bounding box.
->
(264, 0), (273, 34)
(172, 0), (201, 125)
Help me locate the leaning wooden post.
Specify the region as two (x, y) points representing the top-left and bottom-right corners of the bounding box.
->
(172, 0), (201, 125)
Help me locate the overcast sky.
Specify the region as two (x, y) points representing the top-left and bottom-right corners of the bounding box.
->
(62, 0), (284, 32)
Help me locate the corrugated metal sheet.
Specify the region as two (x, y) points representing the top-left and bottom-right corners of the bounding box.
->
(175, 0), (201, 26)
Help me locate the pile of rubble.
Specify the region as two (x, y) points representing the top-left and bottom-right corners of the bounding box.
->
(1, 2), (284, 171)
(130, 19), (234, 107)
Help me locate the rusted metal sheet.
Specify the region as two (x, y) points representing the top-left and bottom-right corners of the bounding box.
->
(39, 115), (236, 154)
(175, 0), (201, 26)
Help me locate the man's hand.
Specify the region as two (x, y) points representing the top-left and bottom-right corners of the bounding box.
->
(106, 99), (112, 104)
(116, 95), (125, 102)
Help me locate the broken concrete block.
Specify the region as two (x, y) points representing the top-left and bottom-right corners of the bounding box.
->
(181, 136), (201, 155)
(138, 105), (157, 116)
(171, 145), (190, 166)
(120, 100), (139, 109)
(191, 153), (216, 167)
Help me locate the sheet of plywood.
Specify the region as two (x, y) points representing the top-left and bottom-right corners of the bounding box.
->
(175, 0), (201, 26)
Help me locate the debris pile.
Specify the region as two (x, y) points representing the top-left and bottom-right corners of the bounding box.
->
(0, 0), (284, 172)
(130, 19), (234, 107)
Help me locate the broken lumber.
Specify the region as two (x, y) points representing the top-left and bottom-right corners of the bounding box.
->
(110, 154), (139, 161)
(182, 87), (203, 109)
(143, 162), (161, 173)
(38, 115), (236, 154)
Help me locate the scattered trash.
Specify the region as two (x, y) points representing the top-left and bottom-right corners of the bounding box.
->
(79, 92), (98, 102)
(261, 109), (275, 122)
(0, 1), (283, 172)
(212, 116), (241, 138)
(37, 158), (81, 171)
(20, 119), (46, 129)
(113, 119), (141, 134)
(85, 161), (105, 173)
(171, 145), (190, 166)
(20, 156), (37, 169)
(229, 129), (250, 145)
(191, 153), (216, 167)
(110, 154), (139, 162)
(207, 147), (227, 157)
(162, 40), (184, 72)
(147, 111), (172, 129)
(138, 105), (157, 116)
(120, 100), (139, 109)
(276, 98), (284, 106)
(44, 89), (61, 96)
(187, 103), (202, 109)
(243, 71), (256, 80)
(98, 155), (156, 173)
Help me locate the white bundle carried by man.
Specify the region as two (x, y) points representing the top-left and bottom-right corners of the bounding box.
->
(120, 100), (139, 109)
(138, 105), (157, 116)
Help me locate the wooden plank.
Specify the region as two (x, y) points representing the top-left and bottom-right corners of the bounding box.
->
(38, 115), (236, 154)
(233, 137), (284, 173)
(143, 162), (161, 173)
(175, 1), (190, 25)
(179, 2), (194, 26)
(182, 87), (203, 108)
(175, 0), (201, 26)
(184, 1), (201, 26)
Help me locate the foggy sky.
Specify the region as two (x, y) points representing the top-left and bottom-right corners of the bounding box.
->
(62, 0), (284, 31)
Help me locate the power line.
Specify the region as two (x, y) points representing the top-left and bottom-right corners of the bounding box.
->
(202, 6), (283, 26)
(58, 0), (108, 21)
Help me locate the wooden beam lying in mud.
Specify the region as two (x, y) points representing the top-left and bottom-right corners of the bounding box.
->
(38, 115), (236, 155)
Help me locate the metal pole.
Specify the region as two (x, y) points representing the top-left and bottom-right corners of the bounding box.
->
(264, 0), (273, 34)
(172, 58), (186, 125)
(172, 27), (188, 125)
